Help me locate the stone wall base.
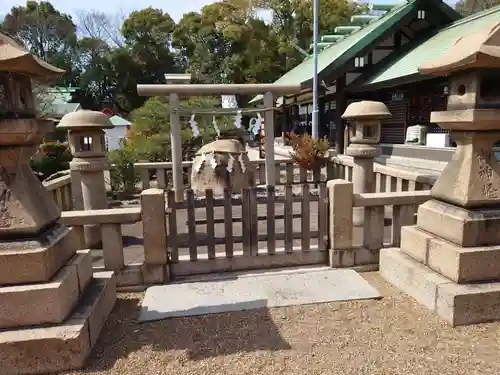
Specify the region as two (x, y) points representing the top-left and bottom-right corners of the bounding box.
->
(329, 247), (379, 268)
(380, 248), (500, 326)
(0, 272), (116, 375)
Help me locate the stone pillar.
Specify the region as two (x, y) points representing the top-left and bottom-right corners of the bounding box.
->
(379, 24), (500, 326)
(0, 34), (115, 374)
(141, 188), (169, 284)
(341, 101), (391, 225)
(57, 111), (114, 247)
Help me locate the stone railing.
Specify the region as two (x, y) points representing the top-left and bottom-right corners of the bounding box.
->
(327, 179), (432, 268)
(59, 188), (167, 291)
(42, 172), (73, 211)
(135, 159), (336, 190)
(333, 155), (438, 192)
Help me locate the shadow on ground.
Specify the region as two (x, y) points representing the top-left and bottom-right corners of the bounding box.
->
(81, 295), (291, 372)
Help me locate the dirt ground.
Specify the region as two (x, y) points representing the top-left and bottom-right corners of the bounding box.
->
(62, 272), (500, 375)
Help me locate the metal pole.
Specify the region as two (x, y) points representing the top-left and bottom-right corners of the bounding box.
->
(263, 92), (275, 187)
(312, 0), (319, 140)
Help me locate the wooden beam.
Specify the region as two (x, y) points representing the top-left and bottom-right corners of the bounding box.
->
(399, 28), (411, 40)
(373, 46), (396, 51)
(394, 31), (402, 48)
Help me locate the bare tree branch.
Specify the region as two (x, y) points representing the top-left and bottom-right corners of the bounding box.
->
(75, 9), (125, 47)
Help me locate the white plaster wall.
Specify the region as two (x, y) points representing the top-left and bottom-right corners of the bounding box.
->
(105, 126), (128, 151)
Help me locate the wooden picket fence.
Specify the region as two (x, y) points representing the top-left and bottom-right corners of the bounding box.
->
(166, 183), (329, 278)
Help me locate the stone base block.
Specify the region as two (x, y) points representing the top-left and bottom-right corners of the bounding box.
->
(0, 272), (116, 375)
(417, 199), (500, 247)
(0, 250), (93, 329)
(401, 225), (500, 283)
(380, 248), (500, 326)
(142, 263), (169, 285)
(0, 223), (77, 285)
(329, 247), (379, 268)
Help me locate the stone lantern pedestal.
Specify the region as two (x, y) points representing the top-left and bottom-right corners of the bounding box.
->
(58, 111), (114, 247)
(342, 101), (391, 226)
(380, 23), (500, 326)
(0, 33), (116, 374)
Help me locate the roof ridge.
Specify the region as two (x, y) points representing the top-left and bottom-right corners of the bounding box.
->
(438, 3), (500, 31)
(317, 0), (411, 52)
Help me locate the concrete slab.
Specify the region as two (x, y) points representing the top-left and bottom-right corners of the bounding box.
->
(139, 268), (381, 322)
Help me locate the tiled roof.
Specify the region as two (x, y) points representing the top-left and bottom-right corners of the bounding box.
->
(352, 5), (500, 89)
(250, 0), (460, 103)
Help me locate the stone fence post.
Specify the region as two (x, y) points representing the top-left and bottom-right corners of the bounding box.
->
(141, 188), (169, 284)
(327, 179), (354, 268)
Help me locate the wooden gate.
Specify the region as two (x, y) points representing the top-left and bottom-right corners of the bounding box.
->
(166, 183), (328, 278)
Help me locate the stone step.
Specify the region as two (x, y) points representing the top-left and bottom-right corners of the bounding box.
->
(0, 271), (116, 375)
(0, 224), (77, 286)
(0, 250), (93, 329)
(380, 248), (500, 326)
(400, 225), (500, 283)
(417, 199), (500, 247)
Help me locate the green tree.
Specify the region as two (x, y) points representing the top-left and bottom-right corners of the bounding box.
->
(76, 37), (114, 109)
(173, 1), (281, 105)
(1, 1), (79, 85)
(128, 96), (227, 162)
(258, 0), (355, 72)
(105, 8), (181, 112)
(455, 0), (500, 15)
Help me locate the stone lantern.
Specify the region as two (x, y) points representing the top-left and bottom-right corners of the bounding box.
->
(57, 110), (114, 247)
(380, 23), (500, 326)
(342, 101), (391, 225)
(0, 32), (115, 373)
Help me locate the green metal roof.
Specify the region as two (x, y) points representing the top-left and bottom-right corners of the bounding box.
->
(274, 1), (417, 88)
(51, 103), (81, 116)
(352, 5), (500, 90)
(109, 115), (131, 127)
(250, 1), (416, 104)
(45, 87), (79, 104)
(37, 86), (81, 117)
(249, 0), (460, 104)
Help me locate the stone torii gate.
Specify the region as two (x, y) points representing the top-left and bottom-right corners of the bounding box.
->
(136, 83), (301, 201)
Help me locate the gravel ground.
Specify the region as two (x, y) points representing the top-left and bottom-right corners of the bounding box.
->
(62, 272), (500, 375)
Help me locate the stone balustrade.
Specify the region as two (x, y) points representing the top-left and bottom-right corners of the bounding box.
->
(49, 156), (437, 207)
(59, 188), (168, 290)
(42, 172), (73, 211)
(332, 155), (437, 192)
(327, 179), (432, 268)
(47, 166), (440, 287)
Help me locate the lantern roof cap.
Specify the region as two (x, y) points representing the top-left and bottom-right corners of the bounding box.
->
(0, 32), (65, 77)
(419, 22), (500, 76)
(57, 110), (114, 130)
(342, 100), (391, 120)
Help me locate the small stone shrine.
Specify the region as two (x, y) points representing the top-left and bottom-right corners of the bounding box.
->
(0, 32), (116, 374)
(191, 138), (255, 196)
(380, 22), (500, 326)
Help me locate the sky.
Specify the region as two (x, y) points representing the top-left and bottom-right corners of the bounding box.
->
(0, 0), (459, 23)
(1, 0), (213, 21)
